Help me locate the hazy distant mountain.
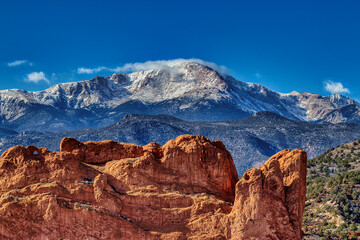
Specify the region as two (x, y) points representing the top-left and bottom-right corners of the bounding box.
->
(2, 112), (360, 174)
(0, 62), (359, 132)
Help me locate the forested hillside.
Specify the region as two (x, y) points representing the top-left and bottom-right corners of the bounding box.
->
(303, 139), (360, 239)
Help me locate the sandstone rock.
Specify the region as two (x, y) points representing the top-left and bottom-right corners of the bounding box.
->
(60, 137), (144, 163)
(0, 135), (307, 239)
(229, 149), (307, 239)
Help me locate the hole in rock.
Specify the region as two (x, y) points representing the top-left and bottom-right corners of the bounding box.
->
(269, 179), (278, 191)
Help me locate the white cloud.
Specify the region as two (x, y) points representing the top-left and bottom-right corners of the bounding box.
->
(324, 80), (350, 94)
(25, 72), (50, 84)
(8, 60), (32, 67)
(78, 66), (106, 74)
(77, 58), (228, 75)
(255, 72), (262, 79)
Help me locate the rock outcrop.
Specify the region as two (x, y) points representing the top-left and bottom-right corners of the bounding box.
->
(0, 134), (307, 240)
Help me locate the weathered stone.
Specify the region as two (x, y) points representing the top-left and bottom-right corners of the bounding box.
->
(0, 135), (307, 240)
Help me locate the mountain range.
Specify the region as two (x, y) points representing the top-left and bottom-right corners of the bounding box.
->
(1, 112), (360, 174)
(1, 62), (359, 132)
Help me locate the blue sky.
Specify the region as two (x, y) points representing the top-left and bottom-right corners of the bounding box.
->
(1, 0), (359, 100)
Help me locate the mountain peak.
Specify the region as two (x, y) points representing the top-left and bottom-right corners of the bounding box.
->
(1, 60), (360, 132)
(247, 111), (294, 123)
(108, 73), (129, 84)
(323, 94), (359, 108)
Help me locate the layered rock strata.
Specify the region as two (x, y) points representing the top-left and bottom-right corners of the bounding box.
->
(0, 135), (307, 239)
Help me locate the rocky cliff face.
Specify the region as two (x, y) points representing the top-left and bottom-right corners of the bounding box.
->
(0, 135), (307, 240)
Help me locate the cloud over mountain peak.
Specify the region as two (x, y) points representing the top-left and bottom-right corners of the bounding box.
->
(77, 58), (228, 75)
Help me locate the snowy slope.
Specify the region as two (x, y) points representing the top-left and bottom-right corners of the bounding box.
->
(0, 61), (359, 132)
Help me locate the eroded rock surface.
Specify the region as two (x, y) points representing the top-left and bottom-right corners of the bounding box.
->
(0, 135), (307, 240)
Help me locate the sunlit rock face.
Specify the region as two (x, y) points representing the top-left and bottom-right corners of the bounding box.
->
(0, 135), (306, 240)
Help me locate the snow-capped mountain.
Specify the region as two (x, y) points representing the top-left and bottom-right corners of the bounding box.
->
(0, 62), (359, 132)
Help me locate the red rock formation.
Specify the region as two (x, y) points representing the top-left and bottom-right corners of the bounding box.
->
(0, 135), (307, 240)
(229, 149), (307, 239)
